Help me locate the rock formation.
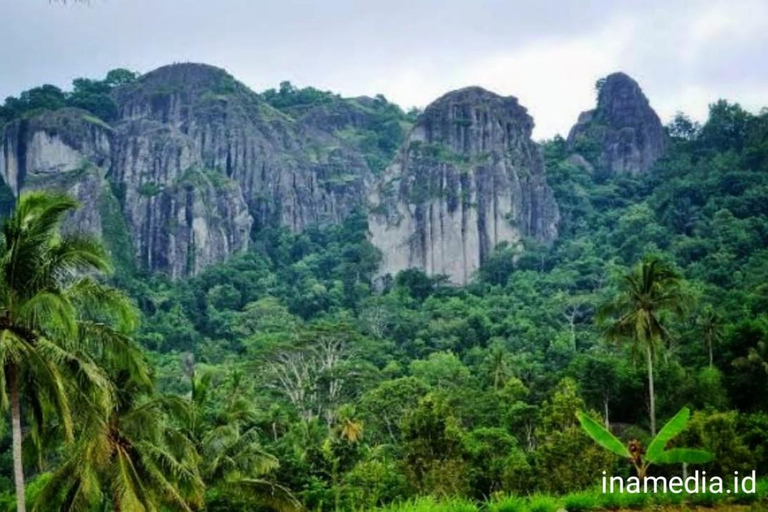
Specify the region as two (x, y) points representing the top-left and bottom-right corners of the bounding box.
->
(0, 64), (383, 277)
(567, 72), (666, 175)
(0, 108), (114, 238)
(0, 64), (563, 282)
(368, 87), (559, 285)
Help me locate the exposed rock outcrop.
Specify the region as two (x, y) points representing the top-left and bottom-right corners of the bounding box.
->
(0, 108), (113, 236)
(567, 72), (666, 175)
(109, 63), (378, 276)
(0, 64), (564, 281)
(0, 64), (386, 277)
(369, 87), (559, 285)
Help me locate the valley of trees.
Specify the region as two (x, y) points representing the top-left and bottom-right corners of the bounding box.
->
(1, 73), (768, 511)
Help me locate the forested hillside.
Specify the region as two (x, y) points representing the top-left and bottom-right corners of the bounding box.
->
(0, 67), (767, 511)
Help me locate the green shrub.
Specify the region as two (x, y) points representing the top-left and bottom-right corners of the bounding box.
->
(596, 489), (649, 510)
(138, 181), (162, 197)
(486, 495), (525, 512)
(562, 490), (599, 512)
(690, 487), (720, 507)
(526, 494), (560, 512)
(376, 497), (478, 512)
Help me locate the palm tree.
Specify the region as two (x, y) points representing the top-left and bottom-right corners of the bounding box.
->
(698, 306), (723, 368)
(598, 256), (688, 435)
(0, 192), (140, 512)
(488, 346), (509, 391)
(190, 371), (299, 511)
(35, 373), (204, 511)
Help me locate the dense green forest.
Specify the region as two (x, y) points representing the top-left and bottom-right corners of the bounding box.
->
(1, 72), (768, 511)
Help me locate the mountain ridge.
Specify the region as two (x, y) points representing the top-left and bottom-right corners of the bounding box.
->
(0, 63), (666, 282)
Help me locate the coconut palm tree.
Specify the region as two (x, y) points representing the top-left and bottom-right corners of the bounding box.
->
(488, 346), (509, 391)
(598, 256), (688, 435)
(34, 373), (204, 511)
(699, 306), (724, 368)
(0, 192), (141, 512)
(190, 371), (299, 511)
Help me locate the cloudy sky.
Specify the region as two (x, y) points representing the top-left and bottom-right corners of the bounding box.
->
(2, 0), (767, 138)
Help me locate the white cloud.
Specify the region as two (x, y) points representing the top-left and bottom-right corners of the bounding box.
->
(1, 0), (767, 139)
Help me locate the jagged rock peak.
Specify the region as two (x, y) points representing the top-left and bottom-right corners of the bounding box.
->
(112, 62), (260, 125)
(1, 62), (393, 278)
(412, 86), (533, 155)
(369, 86), (559, 285)
(567, 72), (666, 175)
(130, 63), (241, 91)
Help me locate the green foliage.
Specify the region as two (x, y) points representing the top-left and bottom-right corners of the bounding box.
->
(138, 181), (163, 197)
(4, 82), (768, 510)
(0, 192), (146, 511)
(97, 183), (135, 274)
(575, 412), (630, 458)
(579, 405), (714, 480)
(645, 407), (691, 462)
(261, 81), (338, 110)
(562, 490), (598, 512)
(0, 68), (138, 126)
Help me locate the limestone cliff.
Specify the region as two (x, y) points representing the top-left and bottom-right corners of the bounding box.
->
(368, 87), (559, 285)
(0, 64), (385, 277)
(0, 108), (114, 238)
(567, 72), (666, 175)
(0, 65), (562, 281)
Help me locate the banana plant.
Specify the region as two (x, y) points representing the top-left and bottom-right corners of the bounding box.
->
(576, 407), (713, 478)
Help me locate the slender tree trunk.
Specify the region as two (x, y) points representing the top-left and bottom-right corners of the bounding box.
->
(9, 364), (26, 512)
(570, 320), (576, 350)
(604, 396), (610, 429)
(646, 344), (656, 436)
(708, 338), (713, 368)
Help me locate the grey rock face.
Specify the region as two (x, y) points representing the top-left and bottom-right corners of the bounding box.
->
(369, 87), (559, 285)
(0, 108), (113, 236)
(110, 63), (375, 276)
(0, 64), (380, 277)
(567, 72), (666, 175)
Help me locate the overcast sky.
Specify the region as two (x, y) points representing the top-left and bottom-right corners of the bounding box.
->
(2, 0), (767, 139)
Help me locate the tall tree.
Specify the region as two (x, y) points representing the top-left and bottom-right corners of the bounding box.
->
(699, 306), (724, 368)
(599, 256), (688, 435)
(0, 193), (139, 512)
(35, 375), (204, 511)
(189, 371), (299, 511)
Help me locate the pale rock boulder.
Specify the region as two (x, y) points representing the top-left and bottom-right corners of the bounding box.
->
(567, 72), (666, 175)
(369, 87), (559, 285)
(0, 108), (112, 235)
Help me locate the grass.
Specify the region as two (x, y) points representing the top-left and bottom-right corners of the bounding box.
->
(487, 496), (525, 512)
(376, 497), (479, 512)
(372, 478), (768, 511)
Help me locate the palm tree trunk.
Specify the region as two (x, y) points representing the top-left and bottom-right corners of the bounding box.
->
(9, 364), (27, 512)
(646, 344), (656, 436)
(604, 396), (610, 429)
(708, 338), (714, 368)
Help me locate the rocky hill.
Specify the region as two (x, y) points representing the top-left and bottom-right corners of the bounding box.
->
(0, 64), (396, 277)
(369, 87), (559, 284)
(0, 65), (666, 282)
(567, 72), (666, 175)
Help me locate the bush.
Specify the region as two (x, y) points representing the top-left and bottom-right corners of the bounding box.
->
(376, 497), (478, 512)
(526, 494), (561, 512)
(562, 490), (599, 512)
(487, 495), (525, 512)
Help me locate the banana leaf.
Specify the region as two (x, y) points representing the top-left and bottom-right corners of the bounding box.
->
(576, 411), (630, 458)
(646, 407), (690, 463)
(652, 448), (714, 465)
